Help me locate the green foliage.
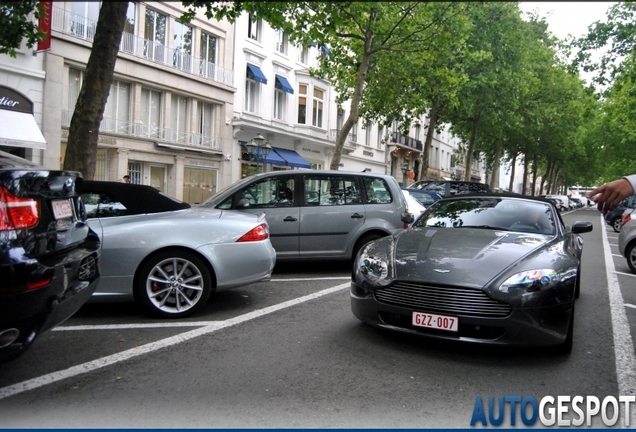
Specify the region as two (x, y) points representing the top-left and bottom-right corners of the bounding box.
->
(0, 1), (45, 57)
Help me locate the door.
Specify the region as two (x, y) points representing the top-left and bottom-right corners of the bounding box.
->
(150, 165), (166, 192)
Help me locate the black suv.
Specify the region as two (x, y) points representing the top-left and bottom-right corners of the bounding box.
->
(605, 195), (636, 232)
(0, 150), (100, 362)
(408, 180), (491, 197)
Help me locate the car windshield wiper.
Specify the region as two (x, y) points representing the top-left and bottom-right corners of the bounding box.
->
(456, 225), (510, 231)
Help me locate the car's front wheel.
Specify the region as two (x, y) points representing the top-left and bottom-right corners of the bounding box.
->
(136, 250), (213, 319)
(352, 233), (385, 261)
(613, 217), (622, 233)
(626, 241), (636, 274)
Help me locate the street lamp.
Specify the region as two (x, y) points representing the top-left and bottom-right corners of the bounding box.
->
(245, 133), (272, 173)
(401, 162), (410, 187)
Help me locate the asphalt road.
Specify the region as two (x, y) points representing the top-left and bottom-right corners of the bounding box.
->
(0, 206), (634, 428)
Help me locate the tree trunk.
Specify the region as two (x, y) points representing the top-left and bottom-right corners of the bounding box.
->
(463, 119), (478, 181)
(417, 95), (441, 182)
(489, 139), (503, 191)
(508, 154), (516, 192)
(330, 10), (376, 170)
(521, 150), (529, 195)
(63, 2), (128, 178)
(531, 154), (538, 196)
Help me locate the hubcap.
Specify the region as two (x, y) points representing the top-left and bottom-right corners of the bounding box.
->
(146, 257), (204, 314)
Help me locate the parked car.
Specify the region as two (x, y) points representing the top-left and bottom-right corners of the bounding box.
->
(80, 180), (276, 318)
(545, 195), (575, 211)
(351, 193), (593, 354)
(408, 180), (491, 198)
(402, 188), (442, 209)
(401, 189), (427, 227)
(604, 195), (636, 232)
(0, 150), (100, 362)
(618, 210), (636, 273)
(543, 197), (565, 212)
(200, 170), (413, 261)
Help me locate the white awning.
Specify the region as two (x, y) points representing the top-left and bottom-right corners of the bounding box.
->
(0, 110), (47, 150)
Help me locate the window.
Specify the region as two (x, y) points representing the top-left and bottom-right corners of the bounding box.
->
(352, 120), (358, 142)
(140, 88), (162, 138)
(312, 88), (324, 128)
(377, 125), (384, 149)
(173, 21), (192, 71)
(275, 29), (287, 54)
(120, 3), (136, 53)
(304, 175), (361, 206)
(199, 32), (217, 78)
(68, 68), (83, 113)
(170, 95), (188, 143)
(362, 177), (393, 204)
(247, 14), (260, 41)
(144, 8), (166, 62)
(274, 81), (287, 120)
(219, 176), (295, 209)
(414, 124), (421, 140)
(71, 2), (100, 39)
(298, 46), (308, 64)
(197, 102), (214, 146)
(245, 66), (260, 113)
(94, 149), (108, 181)
(81, 192), (129, 218)
(103, 80), (130, 134)
(365, 120), (372, 146)
(128, 161), (142, 184)
(297, 84), (307, 124)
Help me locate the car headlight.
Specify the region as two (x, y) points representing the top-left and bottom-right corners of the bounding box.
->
(354, 239), (395, 288)
(499, 269), (559, 294)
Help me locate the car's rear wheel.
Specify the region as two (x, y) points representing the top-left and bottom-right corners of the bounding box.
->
(612, 217), (622, 233)
(136, 250), (212, 319)
(352, 233), (385, 261)
(555, 304), (574, 355)
(626, 242), (636, 274)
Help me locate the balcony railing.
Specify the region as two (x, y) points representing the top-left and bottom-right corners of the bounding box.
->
(328, 129), (357, 149)
(52, 7), (234, 87)
(62, 110), (222, 151)
(391, 132), (423, 151)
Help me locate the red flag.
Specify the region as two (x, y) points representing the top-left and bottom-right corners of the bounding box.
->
(37, 2), (52, 52)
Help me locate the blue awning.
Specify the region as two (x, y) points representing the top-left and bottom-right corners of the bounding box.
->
(240, 141), (285, 165)
(275, 75), (294, 94)
(246, 64), (267, 84)
(272, 147), (311, 169)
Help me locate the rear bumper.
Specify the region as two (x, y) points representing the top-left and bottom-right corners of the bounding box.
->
(0, 243), (100, 362)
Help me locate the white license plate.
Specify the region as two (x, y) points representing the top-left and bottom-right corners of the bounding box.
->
(52, 199), (73, 220)
(412, 311), (459, 332)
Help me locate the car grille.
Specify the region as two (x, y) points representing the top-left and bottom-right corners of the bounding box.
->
(374, 281), (512, 318)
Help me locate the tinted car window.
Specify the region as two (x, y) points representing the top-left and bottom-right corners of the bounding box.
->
(362, 177), (392, 204)
(304, 175), (360, 206)
(219, 176), (295, 209)
(81, 192), (130, 218)
(409, 190), (437, 206)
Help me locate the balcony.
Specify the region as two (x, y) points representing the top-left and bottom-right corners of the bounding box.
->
(62, 110), (222, 152)
(51, 7), (234, 87)
(328, 129), (357, 150)
(391, 132), (423, 151)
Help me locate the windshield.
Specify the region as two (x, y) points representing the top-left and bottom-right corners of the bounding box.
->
(413, 197), (556, 235)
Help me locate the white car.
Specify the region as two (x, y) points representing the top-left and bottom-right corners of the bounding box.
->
(401, 189), (427, 227)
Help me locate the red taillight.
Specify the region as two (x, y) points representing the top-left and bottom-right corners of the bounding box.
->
(623, 213), (631, 226)
(0, 186), (39, 231)
(236, 223), (269, 242)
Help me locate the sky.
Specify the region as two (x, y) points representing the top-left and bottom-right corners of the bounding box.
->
(519, 2), (617, 40)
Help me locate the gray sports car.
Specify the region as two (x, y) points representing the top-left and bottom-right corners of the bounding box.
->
(351, 193), (593, 354)
(80, 181), (276, 319)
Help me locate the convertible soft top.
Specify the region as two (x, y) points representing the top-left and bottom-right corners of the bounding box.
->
(80, 180), (191, 214)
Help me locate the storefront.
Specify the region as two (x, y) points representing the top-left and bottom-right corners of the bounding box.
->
(0, 85), (47, 154)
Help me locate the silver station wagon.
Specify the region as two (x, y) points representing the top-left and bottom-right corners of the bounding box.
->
(199, 170), (412, 261)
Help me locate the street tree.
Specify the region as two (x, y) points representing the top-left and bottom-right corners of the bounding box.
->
(0, 1), (44, 57)
(182, 1), (464, 170)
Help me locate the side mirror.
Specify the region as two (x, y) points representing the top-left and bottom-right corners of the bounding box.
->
(571, 221), (593, 234)
(236, 198), (250, 209)
(401, 212), (415, 224)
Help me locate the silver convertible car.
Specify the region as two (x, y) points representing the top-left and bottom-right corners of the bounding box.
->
(80, 181), (276, 319)
(351, 193), (593, 354)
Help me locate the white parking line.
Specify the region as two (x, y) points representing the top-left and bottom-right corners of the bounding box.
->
(271, 277), (351, 282)
(614, 271), (636, 278)
(626, 304), (636, 309)
(0, 282), (350, 401)
(600, 216), (636, 412)
(54, 322), (215, 331)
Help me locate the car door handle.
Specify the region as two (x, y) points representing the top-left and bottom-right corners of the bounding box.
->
(351, 213), (364, 219)
(283, 216), (298, 222)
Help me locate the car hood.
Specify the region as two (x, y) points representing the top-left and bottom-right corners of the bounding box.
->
(393, 227), (548, 288)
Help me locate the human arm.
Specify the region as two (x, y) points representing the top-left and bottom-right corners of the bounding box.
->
(586, 175), (636, 212)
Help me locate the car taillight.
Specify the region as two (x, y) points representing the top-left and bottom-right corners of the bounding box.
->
(236, 223), (269, 242)
(623, 213), (631, 226)
(0, 186), (39, 231)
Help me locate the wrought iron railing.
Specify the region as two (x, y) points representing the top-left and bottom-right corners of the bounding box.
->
(52, 7), (234, 87)
(328, 129), (358, 149)
(391, 132), (423, 151)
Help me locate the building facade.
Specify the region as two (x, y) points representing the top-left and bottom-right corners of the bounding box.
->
(1, 2), (486, 201)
